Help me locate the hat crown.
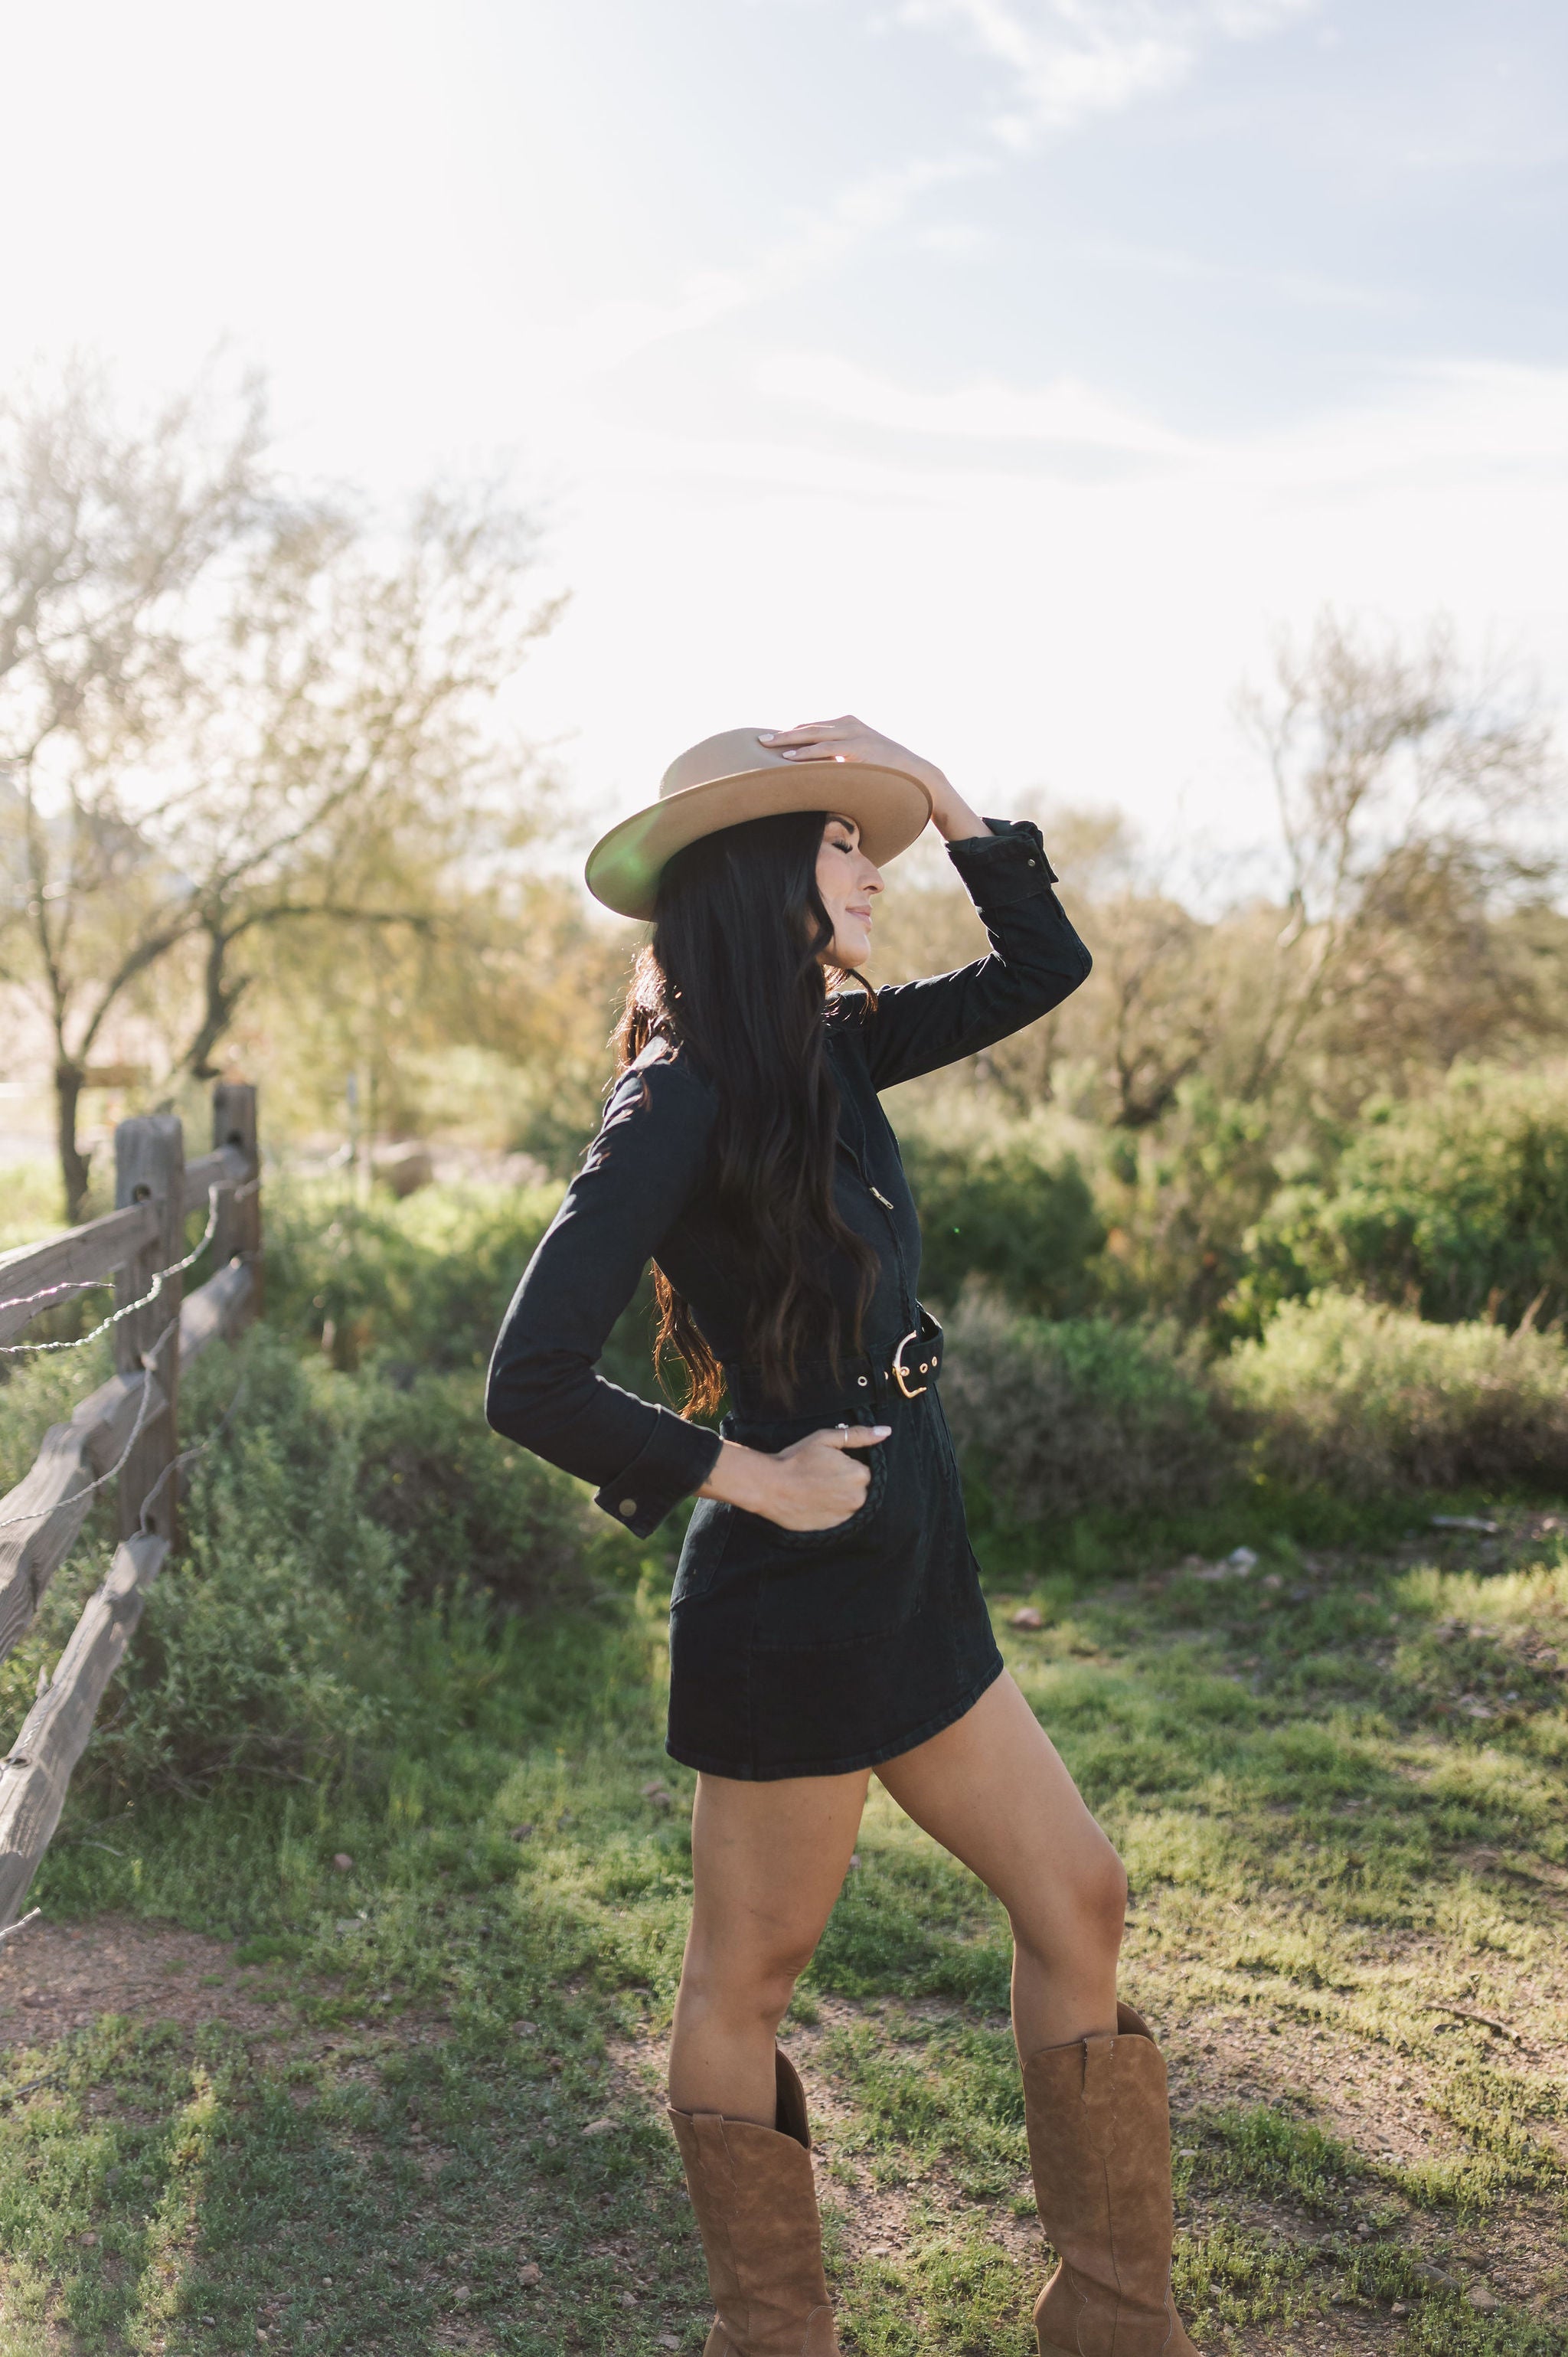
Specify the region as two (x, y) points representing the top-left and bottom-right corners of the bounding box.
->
(586, 726), (931, 918)
(661, 727), (804, 800)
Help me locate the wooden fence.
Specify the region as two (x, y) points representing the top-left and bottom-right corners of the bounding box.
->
(0, 1083), (263, 1930)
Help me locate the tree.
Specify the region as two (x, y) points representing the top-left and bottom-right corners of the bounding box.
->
(0, 359), (266, 1216)
(152, 481), (562, 1085)
(0, 360), (560, 1218)
(1233, 610), (1560, 1110)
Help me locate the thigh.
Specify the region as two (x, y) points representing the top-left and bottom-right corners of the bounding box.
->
(688, 1766), (871, 1974)
(877, 1672), (1121, 1938)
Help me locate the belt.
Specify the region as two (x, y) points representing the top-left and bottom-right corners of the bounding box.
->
(724, 1308), (944, 1420)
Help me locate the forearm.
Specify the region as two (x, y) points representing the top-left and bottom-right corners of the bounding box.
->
(919, 766), (992, 845)
(856, 819), (1093, 1087)
(697, 1437), (790, 1516)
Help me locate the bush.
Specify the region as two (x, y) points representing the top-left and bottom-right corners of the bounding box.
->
(900, 1129), (1104, 1317)
(1220, 1289), (1568, 1496)
(1094, 1084), (1284, 1336)
(263, 1176), (564, 1371)
(87, 1328), (636, 1790)
(92, 1328), (407, 1790)
(349, 1365), (603, 1607)
(940, 1286), (1236, 1525)
(1237, 1065), (1568, 1332)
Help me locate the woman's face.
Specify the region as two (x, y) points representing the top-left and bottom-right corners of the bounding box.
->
(815, 815), (884, 970)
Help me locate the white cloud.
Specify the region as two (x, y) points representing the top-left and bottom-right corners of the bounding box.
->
(758, 351), (1191, 456)
(752, 348), (1568, 492)
(554, 5), (1323, 397)
(515, 348), (1568, 871)
(557, 153), (987, 384)
(897, 0), (1317, 143)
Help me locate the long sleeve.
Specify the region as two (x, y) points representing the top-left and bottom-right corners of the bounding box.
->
(485, 1047), (724, 1537)
(854, 818), (1092, 1090)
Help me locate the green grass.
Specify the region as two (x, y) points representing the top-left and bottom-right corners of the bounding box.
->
(1, 1159), (1564, 2353)
(2, 1505), (1565, 2352)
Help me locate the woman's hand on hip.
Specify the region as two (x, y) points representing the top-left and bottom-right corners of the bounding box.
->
(699, 1423), (891, 1531)
(759, 717), (991, 844)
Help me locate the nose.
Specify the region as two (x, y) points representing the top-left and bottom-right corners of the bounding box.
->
(859, 857), (884, 896)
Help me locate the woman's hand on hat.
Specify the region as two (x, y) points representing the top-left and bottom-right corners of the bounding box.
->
(759, 717), (990, 844)
(699, 1422), (891, 1532)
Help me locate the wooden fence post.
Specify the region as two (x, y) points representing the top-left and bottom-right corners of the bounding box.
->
(113, 1114), (185, 1547)
(212, 1081), (262, 1322)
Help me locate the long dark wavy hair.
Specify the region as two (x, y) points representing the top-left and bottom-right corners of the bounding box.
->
(613, 809), (879, 1417)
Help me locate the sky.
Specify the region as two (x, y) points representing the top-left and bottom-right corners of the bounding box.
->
(2, 0), (1565, 874)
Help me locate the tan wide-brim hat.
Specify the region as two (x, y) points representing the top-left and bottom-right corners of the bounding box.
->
(584, 727), (933, 920)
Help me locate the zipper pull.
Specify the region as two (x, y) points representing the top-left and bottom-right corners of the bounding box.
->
(870, 1185), (894, 1208)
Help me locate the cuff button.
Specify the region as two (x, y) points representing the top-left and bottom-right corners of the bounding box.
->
(619, 1498), (637, 1516)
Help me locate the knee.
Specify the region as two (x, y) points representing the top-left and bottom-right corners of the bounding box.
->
(681, 1926), (818, 2032)
(1080, 1842), (1129, 1952)
(1015, 1836), (1127, 1970)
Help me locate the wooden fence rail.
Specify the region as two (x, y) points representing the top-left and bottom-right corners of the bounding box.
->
(0, 1084), (263, 1927)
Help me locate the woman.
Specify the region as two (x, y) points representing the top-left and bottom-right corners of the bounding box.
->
(486, 719), (1200, 2357)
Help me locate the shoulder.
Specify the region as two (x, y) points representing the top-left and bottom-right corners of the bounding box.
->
(593, 1035), (718, 1160)
(617, 1031), (717, 1100)
(825, 989), (873, 1038)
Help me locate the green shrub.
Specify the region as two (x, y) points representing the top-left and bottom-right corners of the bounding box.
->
(1093, 1084), (1283, 1335)
(939, 1286), (1236, 1523)
(348, 1365), (603, 1607)
(262, 1176), (564, 1371)
(1237, 1064), (1568, 1332)
(91, 1329), (406, 1791)
(80, 1329), (639, 1792)
(901, 1132), (1104, 1317)
(1221, 1289), (1568, 1496)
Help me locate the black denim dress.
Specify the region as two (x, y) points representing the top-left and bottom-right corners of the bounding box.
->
(485, 820), (1091, 1780)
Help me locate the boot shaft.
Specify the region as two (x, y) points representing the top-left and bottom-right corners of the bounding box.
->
(1024, 2004), (1200, 2357)
(670, 2049), (839, 2357)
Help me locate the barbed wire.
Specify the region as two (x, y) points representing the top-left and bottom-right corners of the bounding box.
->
(0, 1187), (224, 1356)
(0, 1270), (113, 1319)
(0, 1172), (259, 1349)
(136, 1373), (249, 1537)
(0, 1313), (180, 1532)
(0, 1908), (42, 1953)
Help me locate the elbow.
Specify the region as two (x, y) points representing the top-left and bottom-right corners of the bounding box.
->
(1024, 943), (1092, 1014)
(485, 1340), (550, 1445)
(485, 1339), (597, 1463)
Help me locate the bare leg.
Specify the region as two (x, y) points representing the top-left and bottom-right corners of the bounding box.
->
(877, 1672), (1126, 2059)
(668, 1766), (870, 2124)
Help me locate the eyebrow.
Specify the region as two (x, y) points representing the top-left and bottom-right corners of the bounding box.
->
(825, 815), (859, 841)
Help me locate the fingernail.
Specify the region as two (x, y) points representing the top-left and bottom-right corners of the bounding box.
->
(875, 1424), (891, 1436)
(758, 731), (776, 741)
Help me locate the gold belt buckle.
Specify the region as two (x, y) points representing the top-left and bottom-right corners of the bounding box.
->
(891, 1329), (936, 1399)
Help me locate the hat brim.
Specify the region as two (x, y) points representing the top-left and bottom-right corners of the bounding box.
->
(584, 760), (934, 920)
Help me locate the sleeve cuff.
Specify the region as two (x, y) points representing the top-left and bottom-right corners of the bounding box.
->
(945, 818), (1058, 904)
(593, 1414), (724, 1538)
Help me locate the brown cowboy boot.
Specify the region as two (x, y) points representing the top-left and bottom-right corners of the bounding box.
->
(1022, 2001), (1201, 2355)
(668, 2047), (839, 2357)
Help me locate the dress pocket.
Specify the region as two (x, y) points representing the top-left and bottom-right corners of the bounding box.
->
(726, 1414), (890, 1554)
(766, 1430), (889, 1551)
(671, 1496), (733, 1607)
